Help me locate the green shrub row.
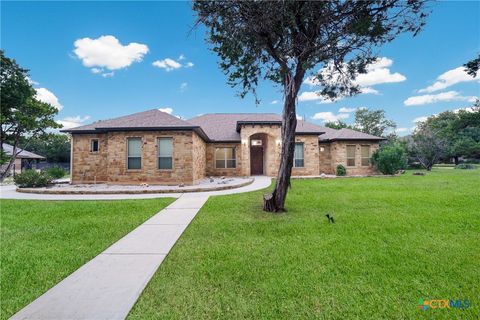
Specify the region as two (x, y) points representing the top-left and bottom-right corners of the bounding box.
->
(14, 166), (67, 188)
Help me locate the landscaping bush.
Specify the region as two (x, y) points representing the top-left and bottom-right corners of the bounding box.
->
(371, 143), (407, 175)
(454, 164), (477, 170)
(336, 164), (346, 176)
(14, 170), (52, 188)
(44, 166), (67, 179)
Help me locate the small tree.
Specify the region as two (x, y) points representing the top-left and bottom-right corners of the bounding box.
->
(0, 50), (61, 179)
(371, 143), (407, 175)
(354, 108), (397, 138)
(411, 125), (447, 171)
(193, 1), (428, 212)
(324, 121), (352, 130)
(464, 54), (480, 77)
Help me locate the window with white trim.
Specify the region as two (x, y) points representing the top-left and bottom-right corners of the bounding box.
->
(361, 145), (370, 166)
(158, 137), (173, 170)
(346, 145), (356, 167)
(294, 142), (304, 167)
(215, 147), (236, 168)
(90, 139), (99, 153)
(127, 137), (142, 169)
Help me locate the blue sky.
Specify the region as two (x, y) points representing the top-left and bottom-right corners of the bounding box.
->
(2, 1), (479, 135)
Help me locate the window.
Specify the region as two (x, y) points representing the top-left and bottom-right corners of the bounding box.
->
(127, 137), (142, 169)
(294, 142), (304, 167)
(346, 145), (356, 167)
(90, 139), (99, 153)
(215, 148), (236, 168)
(361, 145), (370, 166)
(158, 137), (173, 169)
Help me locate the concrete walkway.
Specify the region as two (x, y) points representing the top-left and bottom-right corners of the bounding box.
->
(12, 194), (209, 320)
(10, 177), (272, 320)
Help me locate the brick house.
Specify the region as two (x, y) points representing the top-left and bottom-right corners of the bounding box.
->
(62, 109), (384, 185)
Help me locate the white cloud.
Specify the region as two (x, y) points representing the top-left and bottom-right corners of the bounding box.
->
(412, 116), (428, 123)
(101, 72), (114, 78)
(354, 57), (406, 87)
(35, 88), (63, 110)
(338, 107), (356, 113)
(298, 91), (335, 103)
(91, 68), (103, 74)
(311, 112), (350, 123)
(396, 127), (409, 133)
(270, 100), (279, 104)
(296, 114), (304, 120)
(419, 67), (480, 93)
(302, 57), (405, 99)
(158, 107), (173, 114)
(185, 62), (194, 68)
(178, 54), (186, 61)
(57, 115), (91, 129)
(26, 77), (39, 85)
(360, 87), (380, 95)
(73, 35), (149, 72)
(404, 91), (477, 106)
(152, 58), (182, 71)
(180, 82), (188, 92)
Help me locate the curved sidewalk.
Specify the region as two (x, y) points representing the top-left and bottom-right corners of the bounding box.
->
(0, 176), (272, 200)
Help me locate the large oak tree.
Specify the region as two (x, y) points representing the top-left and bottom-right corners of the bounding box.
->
(193, 1), (429, 212)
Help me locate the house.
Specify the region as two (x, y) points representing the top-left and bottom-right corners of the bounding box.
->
(1, 143), (45, 175)
(61, 109), (384, 185)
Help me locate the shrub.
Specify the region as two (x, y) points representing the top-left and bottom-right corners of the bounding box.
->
(371, 143), (407, 175)
(454, 164), (477, 170)
(14, 170), (52, 188)
(45, 166), (67, 179)
(336, 164), (346, 176)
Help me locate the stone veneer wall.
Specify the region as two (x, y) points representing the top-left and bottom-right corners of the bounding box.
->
(205, 142), (242, 176)
(71, 133), (109, 183)
(192, 132), (206, 183)
(239, 124), (281, 176)
(72, 131), (200, 185)
(291, 135), (320, 176)
(329, 141), (380, 175)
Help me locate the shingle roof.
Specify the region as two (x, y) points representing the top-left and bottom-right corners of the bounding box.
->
(188, 113), (326, 141)
(2, 143), (45, 159)
(61, 109), (196, 133)
(62, 109), (383, 142)
(319, 128), (385, 141)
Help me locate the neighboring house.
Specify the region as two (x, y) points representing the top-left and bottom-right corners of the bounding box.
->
(61, 109), (384, 185)
(1, 143), (45, 175)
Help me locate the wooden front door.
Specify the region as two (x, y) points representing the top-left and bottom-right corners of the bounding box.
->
(250, 146), (264, 175)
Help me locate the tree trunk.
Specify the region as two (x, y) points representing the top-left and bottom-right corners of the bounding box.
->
(264, 70), (304, 212)
(454, 156), (459, 165)
(0, 143), (18, 181)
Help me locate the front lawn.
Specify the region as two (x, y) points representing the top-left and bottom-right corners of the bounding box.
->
(0, 198), (174, 320)
(129, 169), (479, 319)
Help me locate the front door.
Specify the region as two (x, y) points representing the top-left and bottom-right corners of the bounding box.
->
(250, 146), (264, 175)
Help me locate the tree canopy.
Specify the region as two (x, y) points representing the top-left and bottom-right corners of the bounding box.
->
(0, 50), (61, 178)
(193, 0), (428, 211)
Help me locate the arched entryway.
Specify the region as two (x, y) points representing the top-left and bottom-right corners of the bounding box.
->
(249, 133), (267, 175)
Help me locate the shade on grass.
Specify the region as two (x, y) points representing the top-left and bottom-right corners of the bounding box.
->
(129, 169), (479, 319)
(0, 198), (174, 320)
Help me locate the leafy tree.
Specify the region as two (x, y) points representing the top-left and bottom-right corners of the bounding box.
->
(371, 142), (407, 175)
(420, 101), (480, 164)
(464, 54), (480, 77)
(354, 108), (396, 138)
(0, 50), (61, 179)
(193, 1), (428, 212)
(324, 121), (352, 130)
(20, 134), (71, 163)
(410, 125), (447, 171)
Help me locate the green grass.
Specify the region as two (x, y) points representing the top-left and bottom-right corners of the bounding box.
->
(0, 198), (174, 320)
(129, 169), (479, 319)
